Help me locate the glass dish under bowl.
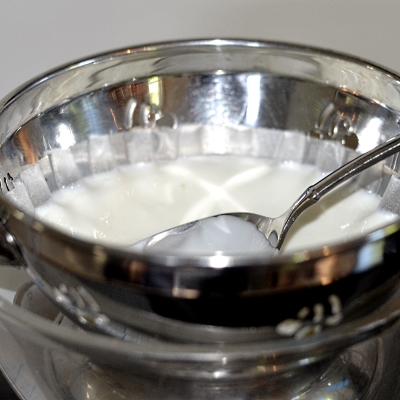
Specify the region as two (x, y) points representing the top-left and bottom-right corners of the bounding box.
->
(1, 265), (400, 399)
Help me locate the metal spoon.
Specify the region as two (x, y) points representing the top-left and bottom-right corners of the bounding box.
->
(134, 135), (400, 254)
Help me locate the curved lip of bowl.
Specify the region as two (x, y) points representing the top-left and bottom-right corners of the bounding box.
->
(2, 37), (400, 112)
(1, 38), (400, 277)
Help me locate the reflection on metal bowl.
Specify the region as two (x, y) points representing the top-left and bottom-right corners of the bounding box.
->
(1, 41), (400, 342)
(0, 268), (399, 399)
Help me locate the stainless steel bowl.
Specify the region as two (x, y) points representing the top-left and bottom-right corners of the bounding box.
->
(1, 39), (400, 343)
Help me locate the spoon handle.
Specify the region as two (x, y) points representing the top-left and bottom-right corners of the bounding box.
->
(276, 135), (400, 248)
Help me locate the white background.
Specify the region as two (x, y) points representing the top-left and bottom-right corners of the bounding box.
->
(0, 0), (399, 98)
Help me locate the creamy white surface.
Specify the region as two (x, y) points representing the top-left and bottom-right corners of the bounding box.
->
(35, 156), (398, 254)
(131, 215), (278, 256)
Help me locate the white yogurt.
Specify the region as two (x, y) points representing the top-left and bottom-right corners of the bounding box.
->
(130, 215), (278, 257)
(35, 155), (398, 255)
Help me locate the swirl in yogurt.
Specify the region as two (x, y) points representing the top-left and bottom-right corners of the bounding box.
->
(35, 155), (397, 256)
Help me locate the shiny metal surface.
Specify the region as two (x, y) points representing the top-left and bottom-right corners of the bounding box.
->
(0, 40), (400, 340)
